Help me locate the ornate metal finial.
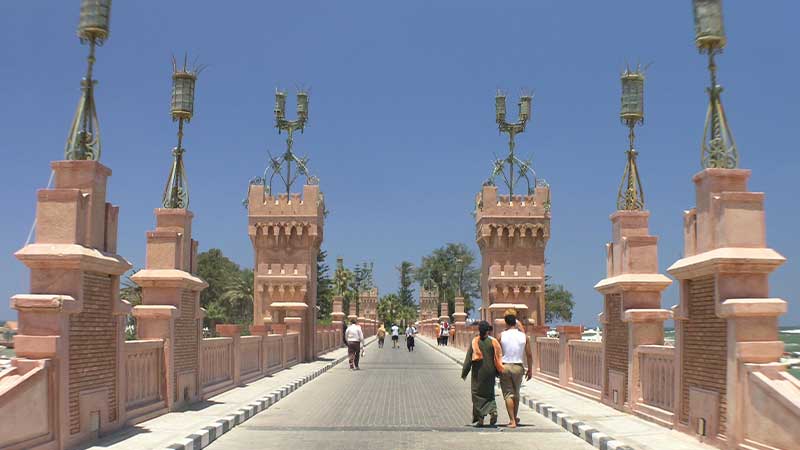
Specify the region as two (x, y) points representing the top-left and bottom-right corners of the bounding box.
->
(485, 90), (537, 196)
(162, 55), (205, 209)
(244, 89), (318, 207)
(693, 0), (738, 169)
(65, 0), (112, 161)
(617, 64), (646, 211)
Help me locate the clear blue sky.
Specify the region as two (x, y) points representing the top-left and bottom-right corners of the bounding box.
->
(1, 2), (798, 326)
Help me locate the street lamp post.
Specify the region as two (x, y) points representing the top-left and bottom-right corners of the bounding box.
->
(693, 0), (739, 169)
(65, 0), (112, 161)
(617, 65), (646, 211)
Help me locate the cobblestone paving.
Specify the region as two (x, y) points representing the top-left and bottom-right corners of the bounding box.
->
(206, 343), (594, 450)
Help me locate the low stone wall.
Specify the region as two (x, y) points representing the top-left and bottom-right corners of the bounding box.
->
(124, 339), (167, 422)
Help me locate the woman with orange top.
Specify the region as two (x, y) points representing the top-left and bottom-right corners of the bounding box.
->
(461, 320), (504, 426)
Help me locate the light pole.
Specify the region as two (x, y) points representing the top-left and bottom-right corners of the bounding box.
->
(693, 0), (739, 169)
(65, 0), (112, 161)
(162, 55), (205, 209)
(617, 65), (646, 211)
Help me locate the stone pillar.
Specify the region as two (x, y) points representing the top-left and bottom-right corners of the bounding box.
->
(331, 296), (345, 346)
(667, 169), (793, 448)
(248, 184), (324, 362)
(452, 297), (468, 348)
(131, 208), (208, 411)
(475, 185), (550, 329)
(347, 300), (357, 323)
(594, 210), (671, 412)
(216, 324), (242, 386)
(10, 161), (132, 449)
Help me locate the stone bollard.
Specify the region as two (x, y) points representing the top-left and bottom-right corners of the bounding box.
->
(216, 324), (242, 386)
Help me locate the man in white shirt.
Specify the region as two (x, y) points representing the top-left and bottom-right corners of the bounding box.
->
(498, 309), (533, 429)
(405, 325), (416, 352)
(345, 319), (365, 370)
(390, 324), (400, 349)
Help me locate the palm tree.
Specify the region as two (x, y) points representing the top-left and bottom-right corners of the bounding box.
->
(220, 269), (254, 325)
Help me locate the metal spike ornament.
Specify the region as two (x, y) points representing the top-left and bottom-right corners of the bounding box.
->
(617, 66), (646, 211)
(485, 91), (539, 196)
(693, 0), (738, 169)
(65, 0), (112, 161)
(162, 55), (203, 209)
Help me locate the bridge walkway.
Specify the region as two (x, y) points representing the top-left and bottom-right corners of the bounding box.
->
(205, 337), (594, 450)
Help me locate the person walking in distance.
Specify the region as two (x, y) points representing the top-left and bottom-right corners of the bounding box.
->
(345, 318), (365, 370)
(390, 323), (400, 349)
(377, 324), (387, 349)
(440, 321), (450, 346)
(405, 324), (416, 352)
(435, 322), (442, 346)
(461, 321), (503, 427)
(498, 309), (533, 428)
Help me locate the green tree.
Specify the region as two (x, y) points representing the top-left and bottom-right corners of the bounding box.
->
(196, 249), (245, 328)
(544, 275), (575, 324)
(352, 262), (374, 315)
(414, 243), (480, 317)
(220, 269), (254, 325)
(397, 261), (415, 308)
(377, 293), (416, 327)
(316, 249), (334, 320)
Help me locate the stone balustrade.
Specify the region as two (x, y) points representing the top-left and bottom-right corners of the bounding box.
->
(634, 345), (675, 423)
(124, 339), (166, 421)
(535, 337), (560, 379)
(200, 337), (235, 394)
(568, 340), (603, 395)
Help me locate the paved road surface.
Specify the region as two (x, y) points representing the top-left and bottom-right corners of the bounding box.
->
(205, 340), (595, 450)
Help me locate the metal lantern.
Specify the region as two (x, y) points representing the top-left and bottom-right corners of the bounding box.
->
(693, 0), (726, 51)
(495, 92), (506, 124)
(296, 91), (309, 121)
(78, 0), (112, 43)
(519, 95), (532, 124)
(620, 69), (644, 125)
(171, 71), (197, 122)
(274, 90), (287, 120)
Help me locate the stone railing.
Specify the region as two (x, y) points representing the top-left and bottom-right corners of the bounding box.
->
(568, 340), (602, 395)
(201, 337), (235, 393)
(124, 339), (166, 419)
(633, 345), (675, 425)
(263, 334), (284, 374)
(284, 333), (300, 366)
(536, 337), (560, 378)
(240, 336), (263, 381)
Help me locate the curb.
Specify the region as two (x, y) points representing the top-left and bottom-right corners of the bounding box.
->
(418, 337), (636, 450)
(162, 338), (373, 450)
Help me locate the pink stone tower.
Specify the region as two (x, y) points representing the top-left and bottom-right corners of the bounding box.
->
(475, 184), (550, 329)
(247, 184), (324, 362)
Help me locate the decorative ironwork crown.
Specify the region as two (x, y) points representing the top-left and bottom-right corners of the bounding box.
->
(485, 90), (539, 196)
(244, 89), (318, 207)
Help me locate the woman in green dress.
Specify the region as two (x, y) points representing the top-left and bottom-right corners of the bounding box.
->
(461, 320), (505, 426)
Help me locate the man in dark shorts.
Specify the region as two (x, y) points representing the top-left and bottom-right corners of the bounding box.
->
(390, 323), (400, 349)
